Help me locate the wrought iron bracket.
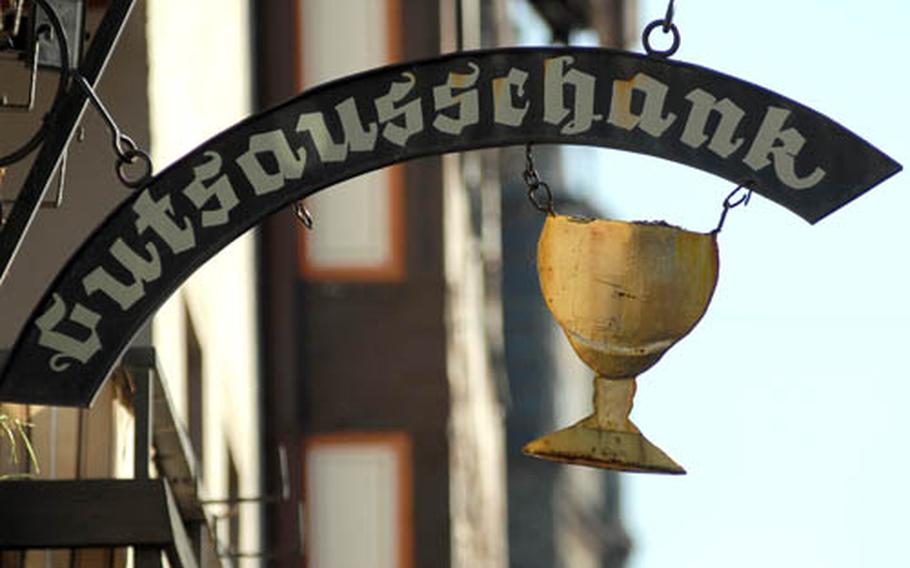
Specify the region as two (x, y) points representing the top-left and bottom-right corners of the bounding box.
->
(0, 0), (137, 284)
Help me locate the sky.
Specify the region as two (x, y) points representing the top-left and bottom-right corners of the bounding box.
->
(548, 2), (910, 567)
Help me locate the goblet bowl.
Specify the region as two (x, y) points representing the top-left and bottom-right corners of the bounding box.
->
(524, 214), (719, 473)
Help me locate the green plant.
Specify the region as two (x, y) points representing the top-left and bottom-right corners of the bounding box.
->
(0, 412), (39, 480)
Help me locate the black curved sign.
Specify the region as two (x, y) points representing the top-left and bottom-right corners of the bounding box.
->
(0, 47), (900, 405)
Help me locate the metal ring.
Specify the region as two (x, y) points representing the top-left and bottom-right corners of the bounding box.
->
(116, 147), (152, 189)
(294, 201), (314, 230)
(527, 181), (555, 215)
(642, 20), (681, 59)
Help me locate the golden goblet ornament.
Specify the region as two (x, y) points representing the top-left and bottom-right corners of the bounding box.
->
(524, 214), (719, 474)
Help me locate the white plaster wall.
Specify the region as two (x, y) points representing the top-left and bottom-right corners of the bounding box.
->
(146, 0), (261, 561)
(439, 0), (508, 564)
(443, 151), (509, 568)
(440, 1), (508, 565)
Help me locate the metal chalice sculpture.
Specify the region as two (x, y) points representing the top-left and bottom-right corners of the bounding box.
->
(524, 214), (717, 473)
(522, 154), (748, 474)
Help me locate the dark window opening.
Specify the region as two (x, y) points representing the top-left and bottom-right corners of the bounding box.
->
(228, 448), (240, 562)
(185, 307), (204, 475)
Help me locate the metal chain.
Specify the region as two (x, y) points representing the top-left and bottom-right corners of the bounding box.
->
(662, 0), (676, 32)
(713, 183), (753, 234)
(73, 73), (153, 189)
(643, 0), (681, 59)
(523, 144), (555, 216)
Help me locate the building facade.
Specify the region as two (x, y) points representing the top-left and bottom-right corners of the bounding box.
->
(258, 1), (509, 566)
(0, 1), (635, 566)
(0, 1), (262, 565)
(258, 1), (634, 567)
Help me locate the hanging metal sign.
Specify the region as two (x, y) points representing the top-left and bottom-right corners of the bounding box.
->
(0, 46), (900, 406)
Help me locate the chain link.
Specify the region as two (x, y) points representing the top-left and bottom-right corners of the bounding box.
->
(662, 0), (676, 32)
(523, 144), (555, 216)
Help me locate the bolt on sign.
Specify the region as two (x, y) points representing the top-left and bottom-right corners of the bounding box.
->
(0, 47), (900, 407)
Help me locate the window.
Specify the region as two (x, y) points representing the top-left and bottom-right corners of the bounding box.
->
(304, 432), (413, 568)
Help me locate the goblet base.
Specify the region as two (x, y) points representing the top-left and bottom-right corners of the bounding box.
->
(522, 377), (684, 473)
(522, 417), (685, 474)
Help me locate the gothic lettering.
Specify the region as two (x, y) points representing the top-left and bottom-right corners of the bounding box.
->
(133, 190), (196, 254)
(681, 88), (745, 158)
(21, 51), (874, 390)
(236, 129), (307, 195)
(743, 106), (826, 189)
(433, 62), (480, 135)
(183, 151), (239, 227)
(375, 72), (423, 146)
(608, 72), (677, 137)
(82, 239), (162, 310)
(493, 68), (529, 127)
(544, 56), (601, 135)
(35, 294), (103, 372)
(296, 97), (378, 162)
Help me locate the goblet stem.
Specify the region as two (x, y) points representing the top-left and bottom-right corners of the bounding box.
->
(591, 376), (640, 434)
(523, 373), (684, 473)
